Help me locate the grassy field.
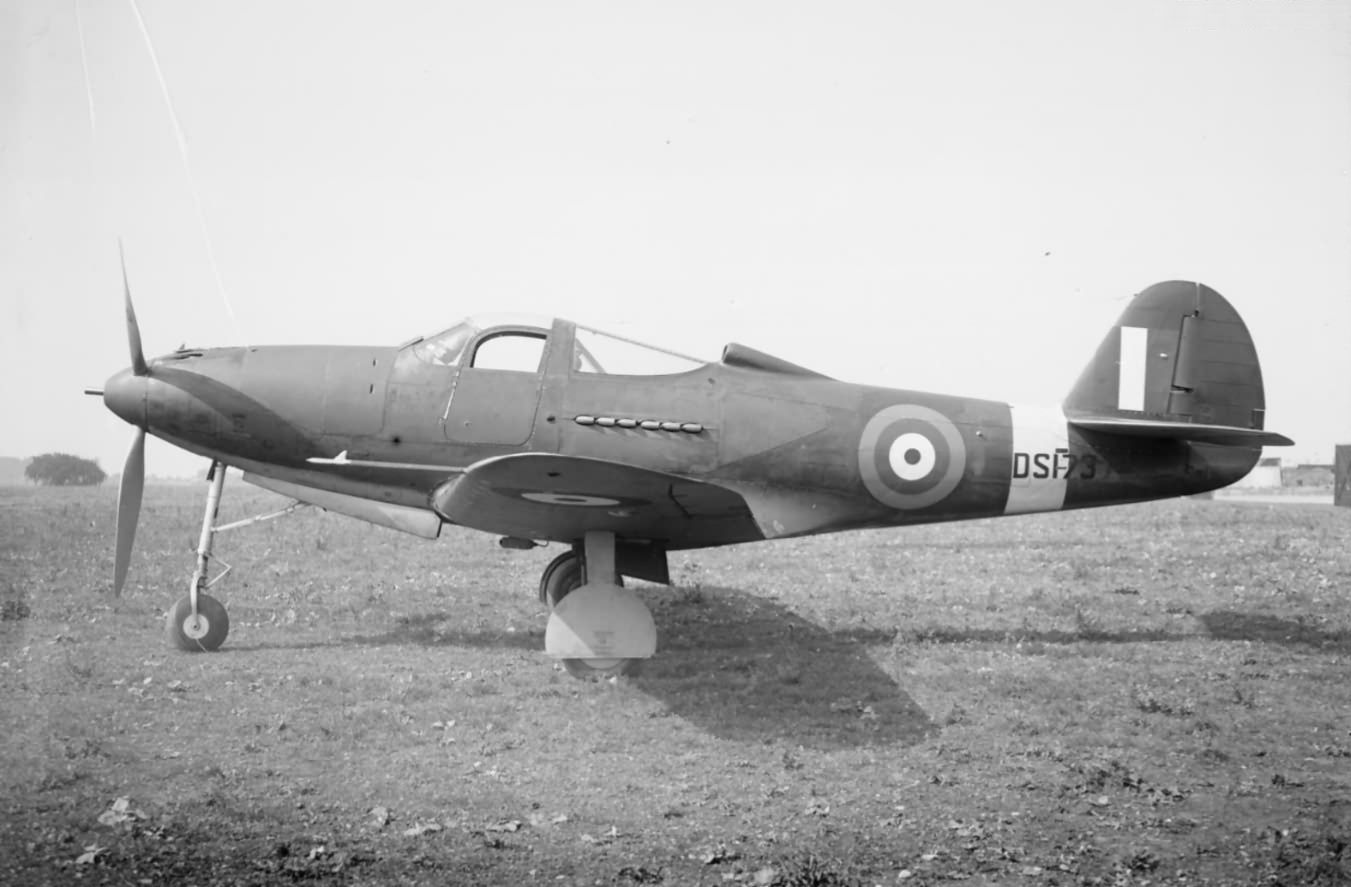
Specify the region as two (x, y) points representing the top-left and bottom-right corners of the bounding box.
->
(1, 480), (1348, 886)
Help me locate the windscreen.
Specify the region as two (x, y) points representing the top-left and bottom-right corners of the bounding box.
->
(410, 322), (476, 367)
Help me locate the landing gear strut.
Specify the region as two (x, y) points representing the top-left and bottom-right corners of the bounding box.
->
(165, 461), (230, 651)
(541, 531), (655, 679)
(164, 462), (303, 652)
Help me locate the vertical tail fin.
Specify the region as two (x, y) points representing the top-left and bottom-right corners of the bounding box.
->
(1064, 281), (1292, 447)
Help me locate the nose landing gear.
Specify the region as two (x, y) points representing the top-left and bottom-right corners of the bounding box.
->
(164, 462), (305, 652)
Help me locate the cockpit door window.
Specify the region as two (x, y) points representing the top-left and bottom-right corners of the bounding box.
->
(443, 330), (548, 445)
(469, 332), (547, 372)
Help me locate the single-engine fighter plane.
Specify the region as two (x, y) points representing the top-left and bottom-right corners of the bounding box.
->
(90, 268), (1292, 678)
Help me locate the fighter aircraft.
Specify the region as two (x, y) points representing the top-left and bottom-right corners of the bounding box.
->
(89, 269), (1292, 678)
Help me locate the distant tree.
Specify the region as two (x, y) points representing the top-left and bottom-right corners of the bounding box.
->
(25, 453), (107, 487)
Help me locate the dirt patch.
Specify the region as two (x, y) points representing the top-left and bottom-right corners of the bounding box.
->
(2, 484), (1349, 884)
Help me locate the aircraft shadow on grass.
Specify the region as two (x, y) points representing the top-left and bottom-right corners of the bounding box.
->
(232, 591), (1347, 748)
(1196, 610), (1350, 651)
(907, 610), (1350, 652)
(333, 584), (937, 751)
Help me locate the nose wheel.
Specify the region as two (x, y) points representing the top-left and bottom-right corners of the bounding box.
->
(541, 532), (654, 679)
(166, 592), (229, 651)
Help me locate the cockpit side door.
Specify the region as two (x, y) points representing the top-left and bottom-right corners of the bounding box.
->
(443, 329), (548, 445)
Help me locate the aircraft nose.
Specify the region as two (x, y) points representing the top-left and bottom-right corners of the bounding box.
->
(104, 368), (148, 427)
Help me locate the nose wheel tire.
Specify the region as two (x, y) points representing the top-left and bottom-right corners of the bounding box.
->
(166, 593), (230, 652)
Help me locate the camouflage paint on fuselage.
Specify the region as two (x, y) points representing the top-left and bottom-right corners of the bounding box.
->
(104, 282), (1276, 556)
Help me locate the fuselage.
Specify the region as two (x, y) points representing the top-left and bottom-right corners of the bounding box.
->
(103, 316), (1259, 548)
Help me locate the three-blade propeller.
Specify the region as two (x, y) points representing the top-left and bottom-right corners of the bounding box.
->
(114, 242), (148, 596)
(123, 243), (148, 377)
(115, 429), (145, 596)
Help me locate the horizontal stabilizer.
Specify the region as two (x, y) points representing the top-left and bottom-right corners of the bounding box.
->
(1068, 417), (1293, 447)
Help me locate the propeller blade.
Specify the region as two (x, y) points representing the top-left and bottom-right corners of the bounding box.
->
(120, 240), (148, 376)
(114, 429), (146, 596)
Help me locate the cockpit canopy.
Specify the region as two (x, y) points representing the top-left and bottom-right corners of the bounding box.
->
(408, 315), (548, 371)
(404, 315), (707, 376)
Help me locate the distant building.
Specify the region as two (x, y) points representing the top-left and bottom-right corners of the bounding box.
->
(1336, 446), (1350, 508)
(1234, 456), (1282, 489)
(1282, 463), (1333, 488)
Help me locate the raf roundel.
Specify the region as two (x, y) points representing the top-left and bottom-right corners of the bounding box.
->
(858, 404), (967, 510)
(520, 492), (624, 507)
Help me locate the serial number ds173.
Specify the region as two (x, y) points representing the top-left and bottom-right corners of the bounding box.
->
(1012, 448), (1097, 481)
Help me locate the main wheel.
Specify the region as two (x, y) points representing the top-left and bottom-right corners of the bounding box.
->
(166, 592), (230, 652)
(539, 553), (637, 679)
(562, 657), (641, 679)
(541, 553), (623, 605)
(539, 551), (581, 607)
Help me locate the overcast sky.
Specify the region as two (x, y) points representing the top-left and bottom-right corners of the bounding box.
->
(4, 0), (1348, 479)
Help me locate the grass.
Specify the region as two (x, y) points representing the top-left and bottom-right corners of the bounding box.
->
(1, 481), (1349, 885)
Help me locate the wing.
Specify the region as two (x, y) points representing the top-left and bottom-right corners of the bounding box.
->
(431, 453), (763, 547)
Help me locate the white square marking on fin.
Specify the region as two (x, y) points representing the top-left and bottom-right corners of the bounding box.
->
(1117, 326), (1147, 412)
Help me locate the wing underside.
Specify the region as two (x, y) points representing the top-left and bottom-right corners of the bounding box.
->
(432, 453), (764, 547)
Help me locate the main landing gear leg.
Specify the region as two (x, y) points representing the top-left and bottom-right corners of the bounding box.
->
(543, 530), (656, 679)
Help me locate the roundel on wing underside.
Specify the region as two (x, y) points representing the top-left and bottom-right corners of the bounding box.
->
(858, 404), (967, 509)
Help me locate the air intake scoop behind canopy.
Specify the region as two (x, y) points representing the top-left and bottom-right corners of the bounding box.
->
(720, 343), (832, 379)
